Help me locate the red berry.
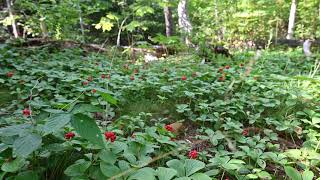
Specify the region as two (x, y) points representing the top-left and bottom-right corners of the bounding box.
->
(82, 81), (89, 85)
(165, 124), (174, 132)
(104, 131), (116, 142)
(242, 129), (249, 136)
(109, 135), (116, 142)
(65, 132), (75, 139)
(105, 131), (115, 138)
(225, 177), (229, 180)
(181, 75), (187, 81)
(133, 68), (139, 74)
(22, 108), (31, 117)
(130, 76), (135, 80)
(218, 67), (223, 72)
(101, 74), (106, 79)
(188, 150), (198, 159)
(7, 72), (13, 78)
(240, 63), (244, 67)
(225, 65), (230, 69)
(92, 89), (97, 93)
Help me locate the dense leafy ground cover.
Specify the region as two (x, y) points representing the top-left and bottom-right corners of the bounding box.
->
(0, 44), (320, 180)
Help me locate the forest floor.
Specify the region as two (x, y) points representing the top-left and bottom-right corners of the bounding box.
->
(0, 44), (319, 179)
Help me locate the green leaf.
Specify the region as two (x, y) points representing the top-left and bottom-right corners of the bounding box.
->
(118, 160), (130, 172)
(129, 167), (155, 180)
(184, 159), (205, 177)
(256, 159), (266, 169)
(99, 149), (117, 164)
(257, 171), (272, 179)
(246, 174), (259, 179)
(156, 167), (177, 180)
(97, 90), (117, 105)
(15, 170), (39, 180)
(106, 13), (118, 20)
(125, 21), (142, 32)
(175, 177), (191, 180)
(72, 104), (103, 114)
(135, 6), (154, 16)
(302, 170), (314, 180)
(100, 162), (121, 178)
(285, 149), (302, 160)
(1, 157), (25, 173)
(0, 143), (9, 153)
(43, 113), (72, 134)
(190, 173), (211, 180)
(71, 114), (105, 148)
(64, 160), (91, 177)
(284, 166), (302, 180)
(204, 169), (219, 176)
(166, 159), (185, 177)
(0, 124), (31, 136)
(13, 133), (42, 158)
(223, 158), (246, 170)
(222, 163), (239, 170)
(312, 117), (320, 125)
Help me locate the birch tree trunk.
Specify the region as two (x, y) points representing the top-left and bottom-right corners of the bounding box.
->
(303, 39), (312, 57)
(164, 6), (173, 37)
(116, 17), (128, 47)
(6, 0), (18, 38)
(286, 0), (297, 40)
(178, 0), (193, 45)
(77, 2), (85, 41)
(40, 17), (48, 38)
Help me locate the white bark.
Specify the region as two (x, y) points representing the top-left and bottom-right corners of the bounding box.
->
(77, 3), (85, 39)
(286, 0), (297, 40)
(40, 17), (48, 38)
(116, 17), (128, 47)
(178, 0), (192, 33)
(178, 0), (193, 45)
(6, 0), (18, 38)
(303, 39), (312, 57)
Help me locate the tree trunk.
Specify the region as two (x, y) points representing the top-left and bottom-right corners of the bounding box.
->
(40, 17), (48, 38)
(5, 0), (18, 38)
(116, 17), (128, 47)
(164, 6), (173, 37)
(303, 39), (312, 57)
(286, 0), (297, 40)
(77, 2), (85, 41)
(178, 0), (193, 45)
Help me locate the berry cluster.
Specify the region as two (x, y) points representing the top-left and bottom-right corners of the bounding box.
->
(105, 131), (116, 142)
